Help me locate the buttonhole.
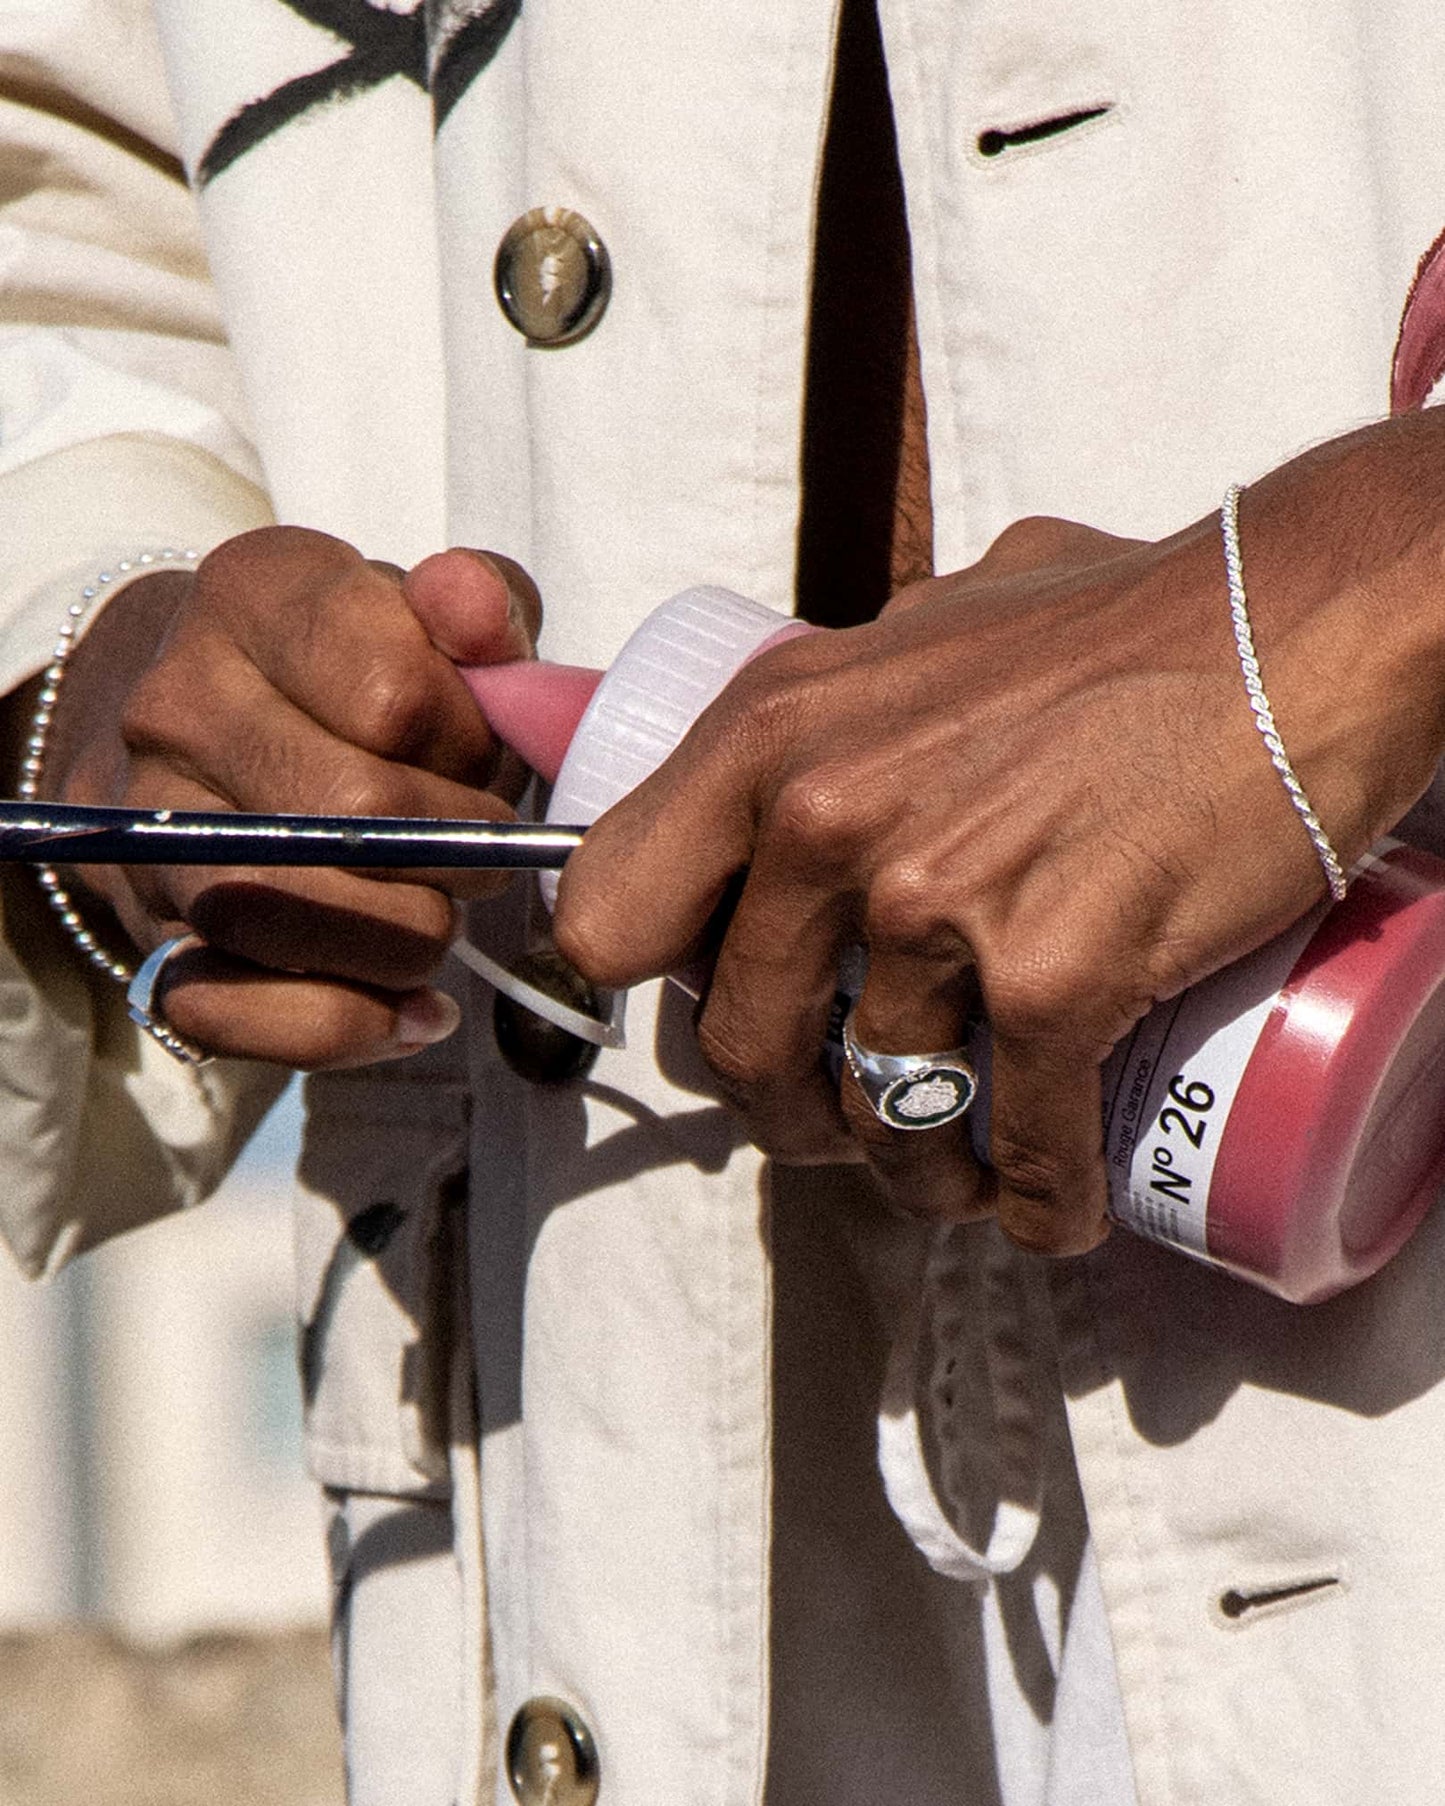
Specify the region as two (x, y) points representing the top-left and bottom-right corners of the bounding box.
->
(1218, 1575), (1340, 1620)
(977, 105), (1113, 159)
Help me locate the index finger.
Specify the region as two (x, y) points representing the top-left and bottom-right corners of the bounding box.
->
(196, 532), (501, 787)
(553, 732), (760, 990)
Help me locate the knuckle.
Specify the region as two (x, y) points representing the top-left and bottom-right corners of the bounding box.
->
(313, 761), (410, 822)
(694, 1012), (772, 1097)
(343, 657), (438, 757)
(982, 515), (1071, 569)
(193, 527), (359, 633)
(119, 657), (211, 761)
(117, 665), (179, 753)
(991, 514), (1052, 550)
(198, 532), (406, 683)
(984, 1125), (1073, 1207)
(768, 764), (872, 867)
(865, 856), (960, 953)
(198, 524), (352, 590)
(551, 896), (627, 990)
(671, 961), (855, 1161)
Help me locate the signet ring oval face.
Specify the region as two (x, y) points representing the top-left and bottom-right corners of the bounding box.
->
(841, 1008), (978, 1131)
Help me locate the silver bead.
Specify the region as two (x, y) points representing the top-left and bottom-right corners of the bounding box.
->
(23, 552), (207, 1048)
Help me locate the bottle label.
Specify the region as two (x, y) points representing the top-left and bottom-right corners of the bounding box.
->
(827, 855), (1405, 1273)
(1101, 907), (1323, 1260)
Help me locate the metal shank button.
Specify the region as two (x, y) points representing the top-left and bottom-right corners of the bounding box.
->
(506, 1697), (600, 1806)
(492, 948), (603, 1086)
(495, 206), (611, 346)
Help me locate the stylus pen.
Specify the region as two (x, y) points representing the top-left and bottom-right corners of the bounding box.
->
(0, 801), (585, 870)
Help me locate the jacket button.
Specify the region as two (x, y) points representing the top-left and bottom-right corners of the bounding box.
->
(493, 948), (602, 1085)
(495, 206), (611, 346)
(506, 1697), (600, 1805)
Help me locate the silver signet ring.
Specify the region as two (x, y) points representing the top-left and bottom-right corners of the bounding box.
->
(841, 1006), (978, 1131)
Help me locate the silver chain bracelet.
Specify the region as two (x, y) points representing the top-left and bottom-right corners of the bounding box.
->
(16, 550), (208, 1064)
(1220, 484), (1348, 902)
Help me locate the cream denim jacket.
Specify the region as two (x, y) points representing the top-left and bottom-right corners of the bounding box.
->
(6, 4), (1445, 1803)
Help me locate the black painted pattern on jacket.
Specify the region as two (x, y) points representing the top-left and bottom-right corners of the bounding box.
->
(197, 0), (521, 187)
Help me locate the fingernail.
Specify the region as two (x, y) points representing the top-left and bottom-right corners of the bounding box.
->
(394, 990), (462, 1047)
(504, 581), (532, 642)
(461, 551), (513, 616)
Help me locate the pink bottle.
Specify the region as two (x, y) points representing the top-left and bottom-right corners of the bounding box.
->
(463, 588), (1445, 1304)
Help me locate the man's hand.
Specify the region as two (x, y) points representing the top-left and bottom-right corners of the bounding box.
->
(36, 526), (540, 1068)
(554, 416), (1445, 1254)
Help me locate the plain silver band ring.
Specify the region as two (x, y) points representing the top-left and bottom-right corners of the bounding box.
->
(126, 933), (211, 1066)
(841, 1006), (978, 1132)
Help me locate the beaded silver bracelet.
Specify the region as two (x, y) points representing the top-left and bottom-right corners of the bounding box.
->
(1220, 484), (1348, 902)
(16, 549), (209, 1064)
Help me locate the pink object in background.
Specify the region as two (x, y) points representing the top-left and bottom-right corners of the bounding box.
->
(1392, 222), (1445, 413)
(461, 588), (1445, 1304)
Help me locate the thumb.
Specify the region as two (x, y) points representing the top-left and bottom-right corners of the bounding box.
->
(403, 548), (543, 664)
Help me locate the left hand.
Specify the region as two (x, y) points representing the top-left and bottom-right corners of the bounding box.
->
(553, 418), (1445, 1254)
(36, 533), (542, 1068)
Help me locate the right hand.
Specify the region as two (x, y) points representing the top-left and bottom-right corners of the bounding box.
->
(34, 526), (540, 1067)
(555, 418), (1445, 1255)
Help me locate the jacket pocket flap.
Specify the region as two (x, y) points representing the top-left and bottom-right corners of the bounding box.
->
(296, 1071), (471, 1497)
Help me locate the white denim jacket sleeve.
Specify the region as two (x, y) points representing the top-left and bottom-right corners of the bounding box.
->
(0, 0), (285, 1278)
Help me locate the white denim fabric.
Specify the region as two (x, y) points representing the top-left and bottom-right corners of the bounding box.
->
(6, 5), (1445, 1804)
